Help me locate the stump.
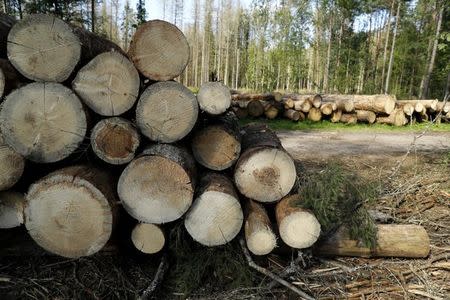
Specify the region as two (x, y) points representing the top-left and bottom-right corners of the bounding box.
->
(276, 194), (321, 249)
(128, 20), (189, 81)
(131, 223), (165, 254)
(234, 124), (296, 203)
(91, 117), (140, 165)
(197, 82), (231, 115)
(245, 200), (277, 255)
(184, 173), (243, 246)
(0, 191), (25, 229)
(0, 131), (24, 191)
(136, 81), (198, 143)
(72, 51), (140, 116)
(0, 82), (87, 163)
(25, 166), (117, 258)
(118, 144), (196, 224)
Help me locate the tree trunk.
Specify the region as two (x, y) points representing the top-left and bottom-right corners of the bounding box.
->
(340, 113), (357, 124)
(234, 124), (296, 203)
(0, 13), (15, 58)
(128, 19), (189, 81)
(0, 130), (24, 191)
(284, 109), (301, 121)
(184, 172), (243, 246)
(91, 0), (95, 32)
(131, 223), (165, 254)
(276, 194), (321, 249)
(356, 110), (376, 124)
(72, 51), (140, 116)
(192, 112), (241, 171)
(247, 100), (265, 117)
(380, 1), (394, 93)
(376, 109), (407, 126)
(25, 166), (118, 258)
(197, 81), (231, 115)
(0, 191), (25, 228)
(0, 82), (87, 163)
(136, 81), (198, 143)
(90, 117), (140, 165)
(308, 107), (322, 122)
(245, 199), (276, 255)
(384, 1), (401, 94)
(7, 14), (123, 82)
(314, 224), (430, 258)
(118, 144), (196, 224)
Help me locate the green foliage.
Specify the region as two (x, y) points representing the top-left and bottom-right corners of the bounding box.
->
(297, 164), (378, 248)
(136, 0), (146, 25)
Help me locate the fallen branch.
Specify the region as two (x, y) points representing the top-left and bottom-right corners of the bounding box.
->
(139, 254), (169, 300)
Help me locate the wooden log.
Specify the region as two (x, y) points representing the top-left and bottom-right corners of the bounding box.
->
(293, 99), (305, 111)
(118, 144), (196, 224)
(247, 100), (264, 117)
(399, 103), (415, 116)
(0, 191), (24, 229)
(191, 113), (241, 171)
(356, 110), (376, 124)
(131, 223), (165, 254)
(283, 98), (295, 109)
(376, 109), (407, 126)
(0, 65), (3, 97)
(307, 107), (322, 122)
(7, 14), (123, 82)
(25, 166), (117, 258)
(330, 110), (343, 123)
(351, 95), (396, 114)
(136, 81), (198, 143)
(265, 106), (279, 119)
(234, 124), (296, 203)
(128, 20), (189, 81)
(245, 199), (277, 255)
(0, 58), (27, 97)
(397, 99), (438, 111)
(300, 99), (312, 113)
(197, 81), (231, 115)
(340, 113), (357, 124)
(231, 106), (248, 119)
(184, 173), (243, 246)
(436, 101), (450, 113)
(275, 194), (321, 249)
(233, 92), (282, 102)
(314, 224), (430, 258)
(310, 94), (322, 108)
(0, 13), (15, 58)
(284, 109), (300, 121)
(91, 117), (140, 165)
(0, 131), (24, 191)
(320, 102), (334, 115)
(72, 51), (140, 116)
(0, 82), (87, 163)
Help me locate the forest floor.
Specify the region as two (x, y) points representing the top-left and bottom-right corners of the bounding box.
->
(0, 129), (449, 299)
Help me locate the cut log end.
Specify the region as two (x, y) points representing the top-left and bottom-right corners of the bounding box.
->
(131, 223), (165, 254)
(7, 14), (81, 82)
(246, 230), (277, 255)
(0, 82), (87, 163)
(307, 107), (322, 122)
(247, 100), (264, 117)
(245, 200), (276, 255)
(72, 51), (140, 116)
(0, 191), (25, 229)
(136, 81), (198, 143)
(128, 20), (189, 81)
(91, 117), (140, 165)
(197, 82), (231, 115)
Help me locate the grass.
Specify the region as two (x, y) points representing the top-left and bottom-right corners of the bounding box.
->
(239, 118), (450, 132)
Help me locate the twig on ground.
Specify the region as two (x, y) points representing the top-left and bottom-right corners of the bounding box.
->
(139, 254), (169, 300)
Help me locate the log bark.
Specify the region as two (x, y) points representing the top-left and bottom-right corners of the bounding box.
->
(197, 82), (231, 115)
(0, 58), (27, 97)
(247, 100), (264, 117)
(191, 112), (241, 171)
(91, 117), (140, 165)
(307, 107), (322, 122)
(275, 194), (321, 249)
(0, 191), (24, 228)
(72, 51), (140, 116)
(25, 166), (117, 258)
(356, 110), (376, 124)
(128, 20), (189, 81)
(245, 199), (277, 255)
(284, 109), (300, 121)
(0, 13), (15, 58)
(131, 223), (165, 254)
(0, 130), (24, 191)
(7, 14), (123, 82)
(0, 82), (87, 163)
(330, 110), (343, 123)
(351, 94), (396, 114)
(136, 81), (198, 143)
(118, 144), (196, 224)
(376, 109), (407, 126)
(184, 173), (243, 246)
(231, 106), (248, 119)
(314, 224), (430, 258)
(234, 123), (296, 203)
(340, 113), (358, 124)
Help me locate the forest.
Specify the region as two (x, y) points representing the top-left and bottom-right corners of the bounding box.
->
(1, 0), (449, 100)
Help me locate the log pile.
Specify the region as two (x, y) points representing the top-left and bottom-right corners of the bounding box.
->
(232, 92), (449, 126)
(0, 14), (430, 262)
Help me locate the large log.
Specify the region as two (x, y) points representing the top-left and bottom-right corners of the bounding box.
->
(184, 173), (243, 246)
(25, 166), (117, 258)
(128, 20), (189, 81)
(0, 130), (24, 191)
(90, 117), (140, 165)
(340, 113), (358, 124)
(136, 81), (198, 143)
(0, 191), (25, 229)
(356, 110), (376, 124)
(351, 95), (396, 114)
(376, 109), (407, 126)
(7, 14), (123, 82)
(234, 124), (296, 203)
(276, 194), (321, 249)
(197, 82), (231, 115)
(397, 99), (438, 111)
(191, 113), (241, 171)
(0, 82), (87, 163)
(245, 199), (277, 255)
(0, 58), (27, 97)
(118, 144), (196, 224)
(72, 51), (140, 116)
(131, 223), (165, 254)
(307, 107), (322, 122)
(0, 13), (15, 58)
(247, 100), (265, 117)
(284, 109), (301, 121)
(314, 224), (430, 258)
